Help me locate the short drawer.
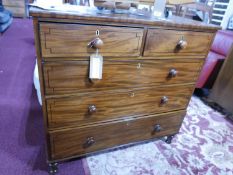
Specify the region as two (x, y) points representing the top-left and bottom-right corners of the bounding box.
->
(43, 59), (202, 95)
(49, 110), (185, 160)
(46, 85), (193, 128)
(144, 29), (213, 57)
(40, 23), (143, 58)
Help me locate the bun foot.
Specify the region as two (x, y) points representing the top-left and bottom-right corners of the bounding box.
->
(48, 163), (58, 174)
(164, 135), (175, 144)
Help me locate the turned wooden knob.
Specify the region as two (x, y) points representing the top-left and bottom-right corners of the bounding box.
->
(161, 96), (169, 104)
(177, 39), (187, 49)
(169, 68), (178, 77)
(88, 105), (97, 113)
(84, 137), (95, 148)
(88, 38), (104, 49)
(154, 124), (162, 132)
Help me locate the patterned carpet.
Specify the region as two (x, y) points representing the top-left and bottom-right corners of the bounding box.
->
(83, 96), (233, 175)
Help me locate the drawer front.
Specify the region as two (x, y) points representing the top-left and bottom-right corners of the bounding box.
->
(144, 29), (213, 57)
(49, 110), (186, 160)
(43, 60), (202, 95)
(40, 23), (143, 58)
(47, 85), (193, 128)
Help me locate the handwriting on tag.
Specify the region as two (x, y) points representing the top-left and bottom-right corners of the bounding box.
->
(89, 54), (103, 79)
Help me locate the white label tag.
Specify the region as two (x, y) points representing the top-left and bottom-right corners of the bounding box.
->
(153, 0), (166, 18)
(89, 54), (103, 79)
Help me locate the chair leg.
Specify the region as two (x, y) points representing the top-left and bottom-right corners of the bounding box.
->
(182, 7), (187, 18)
(209, 9), (213, 22)
(175, 5), (181, 16)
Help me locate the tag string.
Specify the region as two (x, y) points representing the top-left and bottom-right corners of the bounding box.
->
(96, 49), (99, 56)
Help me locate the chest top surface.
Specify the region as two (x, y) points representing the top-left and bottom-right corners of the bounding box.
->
(30, 6), (220, 31)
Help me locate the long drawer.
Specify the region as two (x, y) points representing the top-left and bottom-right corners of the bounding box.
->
(40, 23), (143, 58)
(144, 29), (213, 57)
(49, 110), (186, 160)
(46, 85), (193, 128)
(43, 59), (202, 95)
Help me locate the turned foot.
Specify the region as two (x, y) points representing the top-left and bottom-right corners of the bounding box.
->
(165, 135), (175, 144)
(48, 162), (58, 174)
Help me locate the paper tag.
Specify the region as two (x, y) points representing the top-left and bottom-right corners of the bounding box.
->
(89, 54), (103, 79)
(153, 0), (166, 18)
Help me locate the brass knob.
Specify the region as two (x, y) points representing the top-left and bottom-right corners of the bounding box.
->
(88, 38), (104, 49)
(168, 68), (177, 77)
(88, 105), (97, 113)
(161, 96), (168, 104)
(177, 39), (187, 49)
(84, 137), (95, 148)
(154, 124), (162, 132)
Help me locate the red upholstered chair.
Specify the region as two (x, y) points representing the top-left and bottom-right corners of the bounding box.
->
(196, 30), (233, 89)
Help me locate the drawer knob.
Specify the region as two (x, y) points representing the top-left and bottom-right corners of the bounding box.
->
(84, 137), (95, 148)
(154, 124), (162, 132)
(88, 105), (97, 113)
(168, 68), (177, 77)
(88, 38), (104, 49)
(161, 96), (169, 104)
(177, 39), (188, 49)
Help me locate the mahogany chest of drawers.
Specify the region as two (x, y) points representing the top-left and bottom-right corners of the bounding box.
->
(30, 6), (219, 173)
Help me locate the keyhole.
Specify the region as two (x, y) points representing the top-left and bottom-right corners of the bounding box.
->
(96, 30), (100, 36)
(137, 63), (141, 69)
(129, 92), (135, 97)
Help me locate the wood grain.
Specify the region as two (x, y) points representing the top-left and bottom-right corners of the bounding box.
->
(49, 110), (186, 160)
(46, 85), (193, 128)
(43, 59), (202, 95)
(40, 23), (144, 57)
(33, 19), (53, 162)
(144, 29), (213, 57)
